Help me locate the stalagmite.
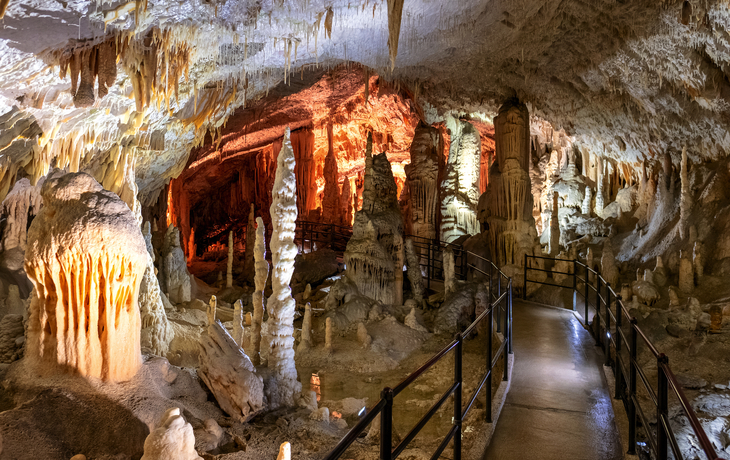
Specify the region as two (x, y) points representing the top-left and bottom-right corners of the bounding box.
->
(139, 221), (173, 356)
(357, 322), (372, 348)
(582, 186), (592, 216)
(693, 241), (704, 282)
(277, 442), (292, 460)
(549, 192), (560, 256)
(484, 100), (537, 270)
(25, 172), (147, 382)
(444, 246), (456, 295)
(595, 156), (605, 216)
(404, 122), (441, 240)
(227, 231), (234, 288)
(679, 250), (694, 293)
(251, 216), (268, 366)
(340, 177), (354, 226)
(600, 240), (619, 288)
(325, 317), (333, 354)
(160, 225), (192, 304)
(440, 117), (481, 242)
(344, 133), (405, 305)
(679, 146), (691, 240)
(233, 299), (244, 348)
(140, 408), (203, 460)
(245, 204), (256, 285)
(208, 296), (217, 326)
(298, 303), (312, 353)
(265, 127), (302, 409)
(404, 238), (425, 302)
(322, 124), (341, 223)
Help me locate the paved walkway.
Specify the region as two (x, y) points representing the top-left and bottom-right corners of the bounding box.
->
(483, 301), (623, 460)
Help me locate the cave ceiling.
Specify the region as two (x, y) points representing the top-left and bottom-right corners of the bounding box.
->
(0, 0), (729, 202)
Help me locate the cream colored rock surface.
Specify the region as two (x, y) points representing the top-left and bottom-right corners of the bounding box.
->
(141, 408), (203, 460)
(198, 321), (265, 422)
(24, 172), (147, 382)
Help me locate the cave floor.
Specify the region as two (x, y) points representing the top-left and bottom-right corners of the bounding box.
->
(483, 301), (623, 460)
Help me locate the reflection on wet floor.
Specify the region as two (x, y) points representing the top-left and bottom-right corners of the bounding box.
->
(483, 301), (623, 460)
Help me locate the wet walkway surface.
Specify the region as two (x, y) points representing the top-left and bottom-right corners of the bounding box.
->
(483, 301), (623, 460)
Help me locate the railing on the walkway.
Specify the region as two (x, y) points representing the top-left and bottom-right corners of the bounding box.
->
(295, 220), (353, 254)
(523, 254), (725, 460)
(323, 252), (513, 460)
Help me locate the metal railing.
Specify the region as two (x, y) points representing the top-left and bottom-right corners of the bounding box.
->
(323, 251), (513, 460)
(295, 220), (353, 254)
(523, 254), (725, 460)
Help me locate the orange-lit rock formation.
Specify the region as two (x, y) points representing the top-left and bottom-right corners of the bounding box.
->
(24, 172), (147, 382)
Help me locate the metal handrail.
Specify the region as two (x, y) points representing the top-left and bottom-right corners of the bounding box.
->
(323, 256), (512, 460)
(523, 254), (724, 460)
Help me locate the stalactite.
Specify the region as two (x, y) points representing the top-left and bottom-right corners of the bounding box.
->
(386, 0), (405, 71)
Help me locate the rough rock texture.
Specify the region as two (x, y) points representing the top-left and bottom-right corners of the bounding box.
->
(404, 238), (425, 303)
(343, 133), (405, 306)
(250, 216), (269, 366)
(141, 408), (203, 460)
(265, 128), (302, 409)
(198, 322), (265, 422)
(139, 221), (173, 357)
(440, 117), (481, 243)
(483, 100), (537, 271)
(160, 225), (192, 304)
(0, 313), (23, 363)
(404, 122), (441, 240)
(24, 172), (147, 382)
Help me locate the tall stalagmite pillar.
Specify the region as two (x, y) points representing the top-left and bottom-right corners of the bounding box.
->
(485, 100), (537, 268)
(265, 128), (302, 408)
(404, 122), (441, 241)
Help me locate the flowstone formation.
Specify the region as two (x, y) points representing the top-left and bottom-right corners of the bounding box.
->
(404, 122), (441, 240)
(483, 100), (537, 271)
(343, 133), (406, 306)
(440, 117), (481, 243)
(139, 221), (173, 356)
(24, 172), (147, 382)
(265, 128), (302, 409)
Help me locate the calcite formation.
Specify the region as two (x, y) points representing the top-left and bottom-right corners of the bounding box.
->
(0, 314), (24, 364)
(343, 133), (405, 306)
(141, 408), (203, 460)
(160, 225), (192, 304)
(199, 322), (265, 422)
(297, 303), (313, 353)
(265, 128), (302, 409)
(404, 122), (441, 240)
(233, 299), (244, 348)
(483, 100), (537, 268)
(24, 172), (147, 382)
(251, 216), (269, 366)
(440, 117), (481, 243)
(227, 230), (234, 288)
(404, 238), (425, 303)
(139, 221), (173, 356)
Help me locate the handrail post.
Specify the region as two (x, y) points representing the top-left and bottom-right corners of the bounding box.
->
(489, 263), (494, 302)
(496, 272), (502, 333)
(605, 284), (612, 366)
(657, 354), (669, 460)
(503, 290), (509, 381)
(509, 281), (513, 355)
(628, 318), (638, 455)
(595, 277), (602, 347)
(522, 254), (527, 300)
(584, 264), (589, 326)
(572, 260), (577, 311)
(486, 304), (494, 423)
(454, 333), (463, 460)
(380, 387), (394, 460)
(615, 294), (623, 400)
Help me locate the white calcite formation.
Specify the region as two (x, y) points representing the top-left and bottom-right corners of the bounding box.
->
(160, 225), (192, 304)
(208, 296), (217, 326)
(483, 100), (537, 269)
(24, 172), (147, 382)
(297, 303), (313, 353)
(404, 238), (425, 303)
(443, 246), (457, 295)
(251, 216), (269, 366)
(245, 204), (256, 285)
(600, 240), (619, 289)
(233, 299), (244, 348)
(343, 133), (405, 306)
(582, 186), (592, 216)
(198, 321), (265, 422)
(139, 221), (173, 357)
(440, 117), (481, 243)
(140, 408), (202, 460)
(404, 122), (441, 240)
(548, 192), (560, 256)
(265, 128), (302, 409)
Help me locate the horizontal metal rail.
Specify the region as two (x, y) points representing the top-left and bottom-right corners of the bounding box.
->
(523, 254), (724, 460)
